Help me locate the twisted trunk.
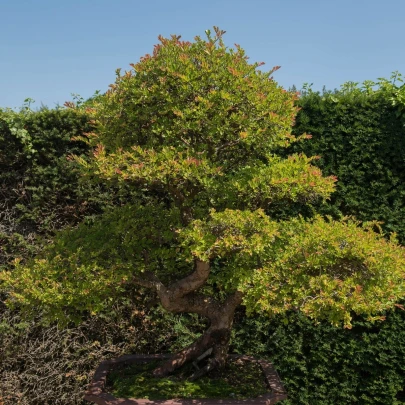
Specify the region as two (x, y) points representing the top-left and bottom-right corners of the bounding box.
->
(133, 260), (243, 377)
(153, 290), (242, 377)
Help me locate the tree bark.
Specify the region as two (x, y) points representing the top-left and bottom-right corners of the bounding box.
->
(132, 260), (243, 378)
(152, 290), (243, 378)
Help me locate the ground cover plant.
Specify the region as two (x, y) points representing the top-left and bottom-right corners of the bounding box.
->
(106, 358), (268, 400)
(1, 27), (405, 402)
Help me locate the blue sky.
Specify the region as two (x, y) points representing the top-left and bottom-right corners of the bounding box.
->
(1, 0), (404, 109)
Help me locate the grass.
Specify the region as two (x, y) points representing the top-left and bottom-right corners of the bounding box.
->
(106, 358), (270, 400)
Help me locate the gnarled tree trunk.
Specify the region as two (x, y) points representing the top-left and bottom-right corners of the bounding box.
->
(133, 259), (243, 377)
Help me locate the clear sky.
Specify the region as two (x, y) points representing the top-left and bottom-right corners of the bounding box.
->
(1, 0), (404, 109)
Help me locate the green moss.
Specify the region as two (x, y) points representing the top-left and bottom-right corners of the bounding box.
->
(106, 359), (269, 400)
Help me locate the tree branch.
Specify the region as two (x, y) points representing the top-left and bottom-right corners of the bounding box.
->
(132, 271), (164, 290)
(167, 183), (195, 225)
(223, 290), (244, 312)
(167, 260), (211, 299)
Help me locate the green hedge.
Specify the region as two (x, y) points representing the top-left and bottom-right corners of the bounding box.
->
(289, 80), (405, 243)
(0, 107), (89, 265)
(232, 306), (405, 404)
(0, 106), (131, 269)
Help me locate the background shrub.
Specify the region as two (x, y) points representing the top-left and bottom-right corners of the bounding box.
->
(0, 107), (92, 268)
(0, 105), (138, 269)
(232, 307), (405, 404)
(0, 298), (206, 405)
(289, 79), (405, 243)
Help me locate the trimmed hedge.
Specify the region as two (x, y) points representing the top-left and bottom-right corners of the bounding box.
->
(0, 107), (90, 267)
(232, 307), (405, 404)
(289, 81), (405, 244)
(0, 106), (134, 269)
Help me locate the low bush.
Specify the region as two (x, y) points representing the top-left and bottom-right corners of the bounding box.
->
(0, 297), (206, 405)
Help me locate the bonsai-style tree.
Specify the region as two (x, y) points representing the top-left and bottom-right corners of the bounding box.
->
(2, 28), (405, 379)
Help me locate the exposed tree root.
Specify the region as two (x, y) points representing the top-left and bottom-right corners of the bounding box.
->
(153, 328), (231, 378)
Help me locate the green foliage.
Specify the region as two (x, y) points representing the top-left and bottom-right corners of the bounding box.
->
(2, 29), (404, 334)
(289, 74), (405, 243)
(232, 305), (405, 404)
(0, 106), (91, 233)
(107, 359), (268, 400)
(89, 28), (298, 160)
(1, 204), (184, 324)
(0, 104), (140, 272)
(244, 216), (404, 326)
(218, 154), (336, 210)
(182, 213), (405, 327)
(0, 106), (90, 271)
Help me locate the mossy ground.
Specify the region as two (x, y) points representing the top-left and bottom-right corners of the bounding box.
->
(106, 358), (269, 400)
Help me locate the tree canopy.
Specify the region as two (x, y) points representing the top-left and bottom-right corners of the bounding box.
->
(1, 29), (405, 372)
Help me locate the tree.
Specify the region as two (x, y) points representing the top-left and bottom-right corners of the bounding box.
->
(1, 28), (405, 379)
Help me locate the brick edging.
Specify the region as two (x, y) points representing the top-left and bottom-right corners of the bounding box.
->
(84, 354), (287, 405)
